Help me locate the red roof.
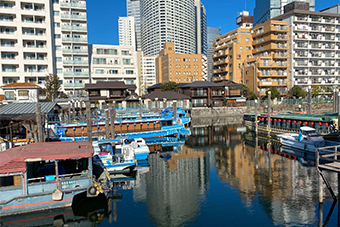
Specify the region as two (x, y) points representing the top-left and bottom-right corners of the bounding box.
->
(1, 82), (40, 88)
(0, 141), (94, 174)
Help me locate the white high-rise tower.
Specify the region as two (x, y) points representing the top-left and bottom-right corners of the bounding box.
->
(140, 0), (196, 56)
(119, 16), (136, 50)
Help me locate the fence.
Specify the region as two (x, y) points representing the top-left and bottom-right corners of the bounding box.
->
(246, 97), (333, 107)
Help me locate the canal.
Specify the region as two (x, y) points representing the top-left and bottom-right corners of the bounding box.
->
(1, 123), (339, 226)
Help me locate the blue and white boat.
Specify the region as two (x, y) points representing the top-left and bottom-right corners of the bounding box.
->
(53, 107), (190, 139)
(93, 140), (137, 173)
(277, 126), (340, 152)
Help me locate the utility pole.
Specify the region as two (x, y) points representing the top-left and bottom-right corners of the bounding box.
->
(267, 91), (271, 138)
(86, 102), (92, 144)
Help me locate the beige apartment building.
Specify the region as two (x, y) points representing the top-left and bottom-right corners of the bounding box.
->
(212, 11), (253, 84)
(156, 42), (207, 83)
(212, 11), (290, 97)
(244, 20), (290, 96)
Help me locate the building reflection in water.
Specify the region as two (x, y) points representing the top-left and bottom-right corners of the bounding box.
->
(144, 145), (209, 227)
(211, 127), (338, 226)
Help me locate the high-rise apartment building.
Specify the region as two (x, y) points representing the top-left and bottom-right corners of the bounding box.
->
(127, 0), (141, 51)
(156, 42), (207, 83)
(118, 16), (136, 50)
(195, 0), (207, 56)
(244, 20), (290, 96)
(142, 55), (156, 94)
(207, 27), (220, 81)
(0, 0), (54, 87)
(53, 0), (89, 97)
(212, 11), (253, 84)
(254, 0), (315, 25)
(274, 2), (340, 88)
(140, 0), (196, 56)
(0, 0), (90, 97)
(89, 44), (139, 93)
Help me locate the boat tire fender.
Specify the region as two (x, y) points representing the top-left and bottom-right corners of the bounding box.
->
(87, 186), (97, 197)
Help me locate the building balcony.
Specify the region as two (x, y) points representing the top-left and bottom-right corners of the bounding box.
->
(62, 48), (88, 54)
(61, 14), (87, 20)
(61, 25), (87, 31)
(60, 1), (86, 9)
(63, 71), (89, 77)
(63, 60), (88, 65)
(62, 37), (87, 43)
(273, 53), (288, 59)
(63, 82), (85, 88)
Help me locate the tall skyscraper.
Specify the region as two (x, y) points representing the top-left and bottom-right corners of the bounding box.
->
(207, 27), (220, 81)
(119, 16), (136, 50)
(140, 0), (196, 56)
(126, 0), (142, 51)
(195, 0), (207, 56)
(0, 0), (90, 97)
(254, 0), (315, 25)
(53, 0), (90, 97)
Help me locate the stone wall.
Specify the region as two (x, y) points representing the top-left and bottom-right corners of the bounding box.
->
(191, 107), (249, 118)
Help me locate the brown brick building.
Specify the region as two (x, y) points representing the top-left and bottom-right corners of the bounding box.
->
(156, 42), (207, 83)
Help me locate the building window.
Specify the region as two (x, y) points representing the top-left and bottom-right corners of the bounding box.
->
(108, 70), (118, 74)
(246, 38), (250, 42)
(57, 68), (62, 73)
(246, 46), (251, 50)
(246, 80), (249, 83)
(5, 91), (15, 100)
(53, 11), (59, 16)
(56, 57), (62, 62)
(18, 90), (29, 97)
(54, 23), (60, 27)
(126, 70), (134, 74)
(240, 46), (243, 53)
(122, 59), (131, 65)
(54, 34), (61, 39)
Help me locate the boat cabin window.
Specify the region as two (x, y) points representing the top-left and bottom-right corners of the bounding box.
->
(26, 158), (89, 183)
(99, 143), (115, 154)
(161, 120), (173, 126)
(301, 129), (320, 137)
(0, 175), (21, 188)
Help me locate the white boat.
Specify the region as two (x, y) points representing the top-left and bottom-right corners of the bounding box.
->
(93, 140), (136, 173)
(124, 138), (150, 161)
(277, 126), (340, 152)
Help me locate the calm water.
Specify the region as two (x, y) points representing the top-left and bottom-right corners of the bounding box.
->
(2, 123), (340, 227)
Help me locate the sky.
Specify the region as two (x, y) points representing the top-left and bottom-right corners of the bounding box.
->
(87, 0), (340, 45)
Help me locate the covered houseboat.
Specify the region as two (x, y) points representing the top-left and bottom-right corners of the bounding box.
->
(0, 141), (96, 217)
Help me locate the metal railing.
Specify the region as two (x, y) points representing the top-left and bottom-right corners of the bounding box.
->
(246, 97), (333, 107)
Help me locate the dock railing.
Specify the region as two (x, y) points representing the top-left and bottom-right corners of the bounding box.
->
(316, 145), (340, 204)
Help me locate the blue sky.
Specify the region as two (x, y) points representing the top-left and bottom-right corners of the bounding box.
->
(87, 0), (340, 45)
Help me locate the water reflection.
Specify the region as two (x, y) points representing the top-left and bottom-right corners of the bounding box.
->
(2, 124), (340, 226)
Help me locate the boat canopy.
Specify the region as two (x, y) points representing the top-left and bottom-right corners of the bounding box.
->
(0, 141), (93, 174)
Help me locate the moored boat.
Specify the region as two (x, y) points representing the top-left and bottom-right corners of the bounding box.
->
(277, 126), (340, 153)
(0, 141), (97, 217)
(244, 112), (338, 140)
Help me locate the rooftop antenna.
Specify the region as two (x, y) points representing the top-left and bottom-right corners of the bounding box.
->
(245, 1), (247, 11)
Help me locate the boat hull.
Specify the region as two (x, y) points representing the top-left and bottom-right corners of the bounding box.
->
(0, 188), (86, 217)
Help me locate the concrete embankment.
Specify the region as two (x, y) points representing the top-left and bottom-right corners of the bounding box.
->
(189, 103), (333, 127)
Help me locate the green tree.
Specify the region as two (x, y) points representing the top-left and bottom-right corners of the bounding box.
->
(161, 81), (178, 92)
(311, 85), (322, 96)
(287, 85), (306, 99)
(241, 84), (249, 98)
(45, 74), (61, 102)
(266, 87), (280, 99)
(248, 91), (258, 100)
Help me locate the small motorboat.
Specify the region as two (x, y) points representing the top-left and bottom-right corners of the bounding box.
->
(93, 140), (136, 173)
(277, 126), (340, 153)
